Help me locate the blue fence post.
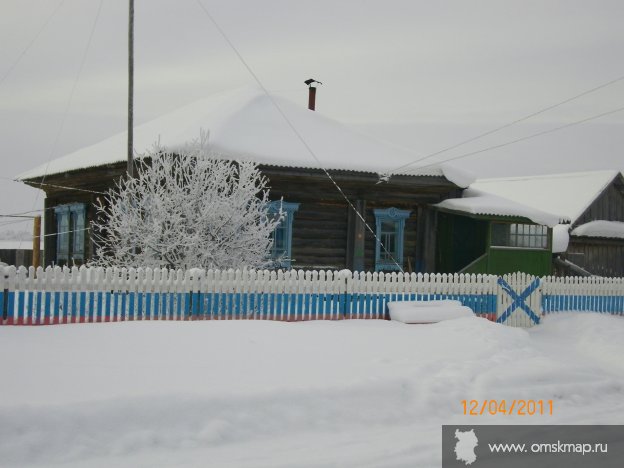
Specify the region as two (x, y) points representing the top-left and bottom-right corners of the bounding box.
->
(0, 288), (4, 325)
(43, 289), (51, 325)
(339, 291), (346, 319)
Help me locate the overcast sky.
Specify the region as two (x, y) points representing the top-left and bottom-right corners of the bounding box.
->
(1, 0), (623, 235)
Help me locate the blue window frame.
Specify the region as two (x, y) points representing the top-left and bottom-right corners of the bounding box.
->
(54, 203), (86, 265)
(269, 201), (299, 268)
(374, 207), (411, 271)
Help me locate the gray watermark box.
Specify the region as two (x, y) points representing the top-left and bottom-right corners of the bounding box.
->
(442, 425), (624, 467)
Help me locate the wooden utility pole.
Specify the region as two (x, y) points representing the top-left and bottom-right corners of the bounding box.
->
(32, 215), (41, 269)
(127, 0), (134, 177)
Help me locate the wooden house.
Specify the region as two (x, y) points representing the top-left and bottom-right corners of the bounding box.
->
(17, 87), (469, 272)
(469, 171), (624, 277)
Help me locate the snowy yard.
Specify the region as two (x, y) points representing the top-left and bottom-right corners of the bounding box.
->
(1, 313), (623, 467)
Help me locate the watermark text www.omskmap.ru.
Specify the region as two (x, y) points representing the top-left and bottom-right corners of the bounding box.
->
(442, 425), (623, 467)
(489, 440), (607, 455)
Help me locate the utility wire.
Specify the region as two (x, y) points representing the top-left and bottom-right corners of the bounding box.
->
(389, 73), (624, 174)
(195, 0), (404, 272)
(0, 208), (46, 217)
(0, 0), (66, 86)
(1, 177), (107, 195)
(26, 180), (107, 195)
(28, 0), (105, 213)
(404, 105), (624, 174)
(0, 218), (32, 228)
(1, 226), (91, 241)
(40, 226), (90, 239)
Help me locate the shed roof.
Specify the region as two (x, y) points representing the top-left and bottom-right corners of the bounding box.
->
(470, 170), (621, 224)
(434, 188), (565, 227)
(571, 220), (624, 239)
(17, 87), (472, 187)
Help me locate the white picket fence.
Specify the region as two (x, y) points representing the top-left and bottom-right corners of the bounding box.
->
(1, 266), (623, 327)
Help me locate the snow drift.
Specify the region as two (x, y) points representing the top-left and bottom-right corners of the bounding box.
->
(387, 300), (474, 323)
(1, 314), (623, 467)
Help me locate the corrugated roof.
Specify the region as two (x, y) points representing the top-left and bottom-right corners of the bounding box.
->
(435, 188), (565, 227)
(470, 170), (621, 224)
(17, 87), (472, 187)
(571, 220), (624, 239)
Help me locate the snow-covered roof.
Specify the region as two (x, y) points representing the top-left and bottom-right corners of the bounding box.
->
(434, 188), (564, 227)
(470, 171), (621, 224)
(571, 220), (624, 239)
(17, 87), (472, 187)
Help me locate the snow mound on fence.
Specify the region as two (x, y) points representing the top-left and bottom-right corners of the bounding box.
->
(388, 300), (474, 323)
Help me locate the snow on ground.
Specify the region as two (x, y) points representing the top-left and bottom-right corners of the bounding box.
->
(1, 313), (623, 467)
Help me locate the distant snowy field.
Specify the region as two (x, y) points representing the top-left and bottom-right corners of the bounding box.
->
(1, 313), (623, 468)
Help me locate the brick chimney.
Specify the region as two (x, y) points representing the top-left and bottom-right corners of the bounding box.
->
(304, 78), (322, 110)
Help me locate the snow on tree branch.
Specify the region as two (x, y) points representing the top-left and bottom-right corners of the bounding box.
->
(91, 133), (283, 270)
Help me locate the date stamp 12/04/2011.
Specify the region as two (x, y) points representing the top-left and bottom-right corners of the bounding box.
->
(462, 400), (554, 416)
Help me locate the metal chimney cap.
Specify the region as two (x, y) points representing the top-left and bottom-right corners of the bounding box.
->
(304, 78), (323, 87)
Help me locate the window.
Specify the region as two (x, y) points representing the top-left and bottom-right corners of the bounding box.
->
(374, 207), (411, 271)
(491, 223), (548, 249)
(269, 201), (299, 268)
(54, 203), (86, 265)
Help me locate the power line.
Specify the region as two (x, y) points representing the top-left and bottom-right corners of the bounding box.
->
(194, 0), (404, 272)
(2, 177), (107, 195)
(0, 0), (66, 86)
(0, 227), (90, 241)
(29, 0), (105, 215)
(389, 73), (624, 175)
(41, 226), (90, 239)
(0, 218), (32, 228)
(26, 180), (106, 195)
(0, 208), (46, 217)
(404, 104), (624, 174)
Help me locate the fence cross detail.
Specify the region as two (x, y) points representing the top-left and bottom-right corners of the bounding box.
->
(496, 277), (541, 325)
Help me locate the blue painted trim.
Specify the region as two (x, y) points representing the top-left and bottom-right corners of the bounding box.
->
(269, 201), (300, 269)
(54, 203), (86, 264)
(373, 208), (411, 272)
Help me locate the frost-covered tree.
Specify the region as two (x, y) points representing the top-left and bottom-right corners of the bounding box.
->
(91, 134), (283, 270)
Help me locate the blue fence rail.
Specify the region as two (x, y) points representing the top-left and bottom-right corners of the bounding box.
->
(542, 295), (624, 314)
(0, 289), (497, 324)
